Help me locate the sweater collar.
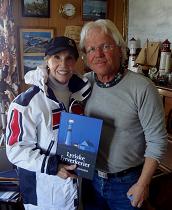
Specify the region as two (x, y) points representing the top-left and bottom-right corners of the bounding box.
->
(94, 69), (125, 88)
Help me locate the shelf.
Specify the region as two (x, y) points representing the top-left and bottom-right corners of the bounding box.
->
(156, 85), (172, 91)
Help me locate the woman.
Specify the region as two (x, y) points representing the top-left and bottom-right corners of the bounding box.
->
(6, 36), (91, 210)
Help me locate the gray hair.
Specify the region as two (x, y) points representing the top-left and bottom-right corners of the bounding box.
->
(80, 19), (128, 64)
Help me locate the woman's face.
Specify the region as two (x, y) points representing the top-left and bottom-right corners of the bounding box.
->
(47, 50), (77, 84)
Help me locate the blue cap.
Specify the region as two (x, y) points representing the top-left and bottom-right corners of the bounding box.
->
(45, 36), (79, 60)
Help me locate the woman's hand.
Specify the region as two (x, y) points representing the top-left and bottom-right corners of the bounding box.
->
(57, 163), (77, 179)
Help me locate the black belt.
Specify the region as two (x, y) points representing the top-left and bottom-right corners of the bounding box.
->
(96, 164), (143, 179)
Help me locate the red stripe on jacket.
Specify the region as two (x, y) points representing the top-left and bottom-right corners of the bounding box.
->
(52, 112), (61, 127)
(8, 109), (21, 146)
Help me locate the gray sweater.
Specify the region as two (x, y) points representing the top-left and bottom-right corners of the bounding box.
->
(85, 70), (167, 173)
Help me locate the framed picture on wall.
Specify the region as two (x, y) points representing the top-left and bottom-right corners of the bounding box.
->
(23, 55), (45, 76)
(20, 28), (54, 54)
(82, 0), (107, 21)
(21, 0), (50, 18)
(19, 28), (54, 78)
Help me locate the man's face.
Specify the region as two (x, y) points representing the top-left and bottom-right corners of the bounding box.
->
(84, 28), (122, 83)
(47, 50), (76, 84)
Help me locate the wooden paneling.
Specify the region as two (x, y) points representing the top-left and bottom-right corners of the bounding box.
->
(13, 0), (128, 86)
(13, 0), (128, 37)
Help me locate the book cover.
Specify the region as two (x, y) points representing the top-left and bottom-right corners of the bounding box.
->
(56, 112), (103, 180)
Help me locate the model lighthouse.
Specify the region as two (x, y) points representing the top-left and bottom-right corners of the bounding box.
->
(159, 39), (171, 75)
(128, 37), (138, 72)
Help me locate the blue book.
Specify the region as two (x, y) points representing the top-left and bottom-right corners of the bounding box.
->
(57, 112), (103, 180)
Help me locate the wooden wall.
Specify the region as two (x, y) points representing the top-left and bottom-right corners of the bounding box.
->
(13, 0), (128, 87)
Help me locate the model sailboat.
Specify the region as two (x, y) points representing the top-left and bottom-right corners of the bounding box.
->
(135, 39), (160, 70)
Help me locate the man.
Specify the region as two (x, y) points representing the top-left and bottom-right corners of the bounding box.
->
(80, 19), (167, 210)
(6, 36), (91, 210)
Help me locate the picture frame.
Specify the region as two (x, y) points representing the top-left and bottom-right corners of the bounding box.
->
(82, 0), (107, 21)
(21, 0), (50, 18)
(20, 28), (54, 54)
(19, 28), (54, 78)
(23, 55), (45, 76)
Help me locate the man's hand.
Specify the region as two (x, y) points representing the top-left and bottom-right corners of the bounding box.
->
(57, 164), (77, 179)
(127, 158), (159, 208)
(127, 182), (149, 208)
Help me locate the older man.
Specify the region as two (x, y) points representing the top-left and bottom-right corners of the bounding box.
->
(80, 19), (167, 210)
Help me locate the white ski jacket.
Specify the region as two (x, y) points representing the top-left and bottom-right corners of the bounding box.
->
(6, 65), (91, 210)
